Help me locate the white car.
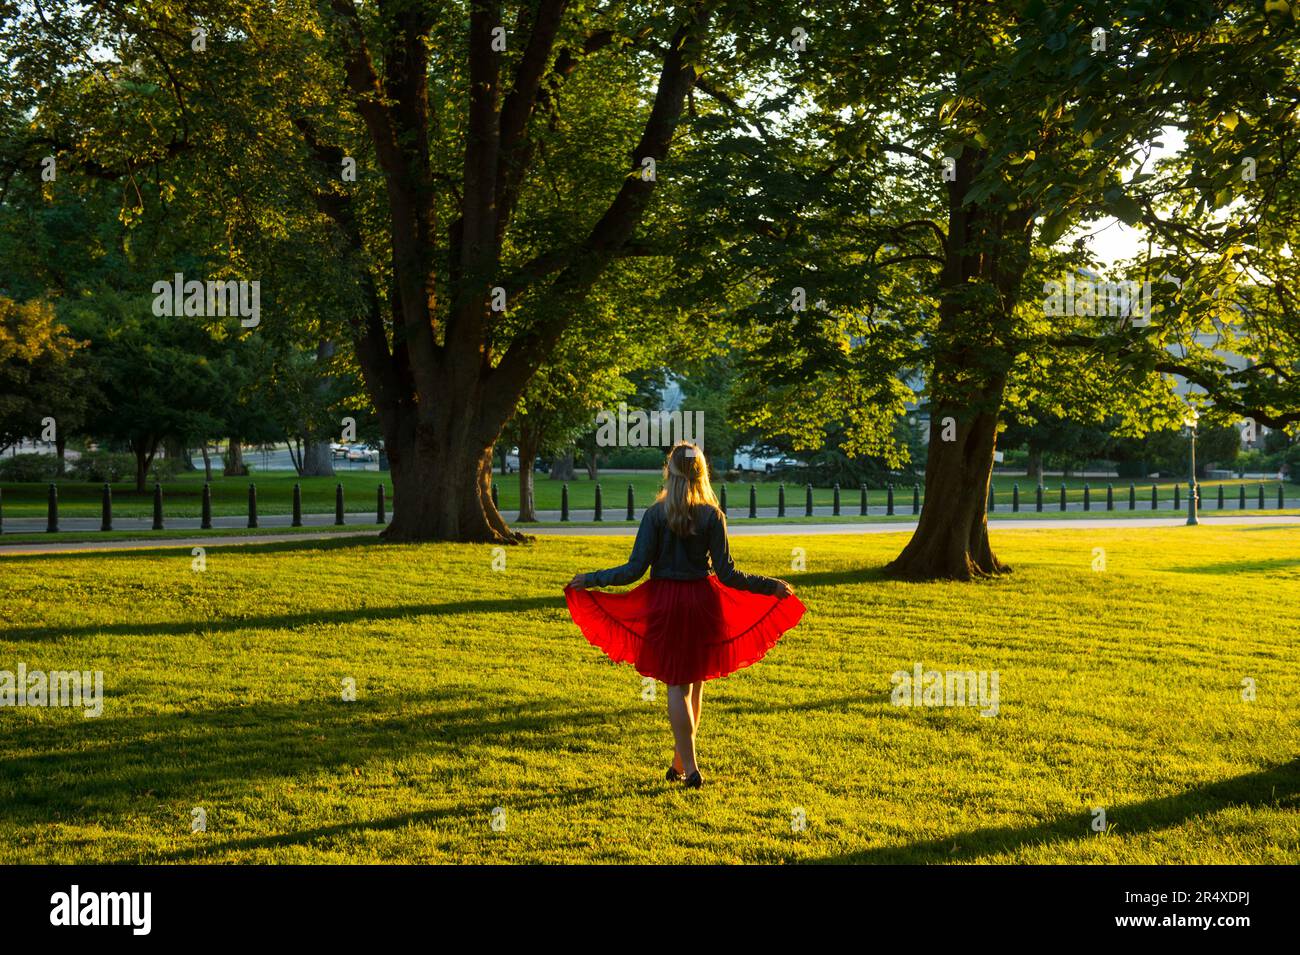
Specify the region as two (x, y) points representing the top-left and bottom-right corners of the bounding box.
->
(504, 448), (520, 473)
(330, 442), (348, 459)
(347, 445), (376, 462)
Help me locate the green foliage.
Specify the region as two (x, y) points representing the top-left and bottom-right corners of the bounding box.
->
(0, 296), (92, 451)
(0, 453), (62, 482)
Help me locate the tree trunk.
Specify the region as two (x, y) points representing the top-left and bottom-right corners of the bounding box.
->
(301, 440), (335, 477)
(201, 444), (213, 482)
(1027, 448), (1043, 485)
(550, 448), (576, 481)
(300, 340), (337, 477)
(223, 437), (248, 476)
(517, 430), (540, 522)
(888, 389), (1007, 580)
(131, 440), (156, 494)
(886, 145), (1031, 580)
(382, 422), (523, 544)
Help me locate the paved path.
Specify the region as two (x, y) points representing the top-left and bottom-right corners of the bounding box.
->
(2, 514), (1296, 555)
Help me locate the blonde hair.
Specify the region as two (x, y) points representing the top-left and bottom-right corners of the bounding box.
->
(656, 441), (719, 537)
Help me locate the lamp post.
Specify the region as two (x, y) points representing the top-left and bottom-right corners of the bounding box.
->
(1185, 409), (1199, 526)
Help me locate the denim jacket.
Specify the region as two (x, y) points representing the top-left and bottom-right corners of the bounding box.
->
(584, 501), (779, 595)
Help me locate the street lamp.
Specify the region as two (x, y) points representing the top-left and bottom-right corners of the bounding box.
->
(1185, 409), (1199, 526)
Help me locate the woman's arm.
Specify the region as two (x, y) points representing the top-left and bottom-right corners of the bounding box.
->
(708, 509), (792, 596)
(569, 506), (659, 589)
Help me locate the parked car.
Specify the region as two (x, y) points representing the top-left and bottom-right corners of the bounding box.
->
(330, 442), (348, 460)
(347, 445), (376, 462)
(504, 448), (520, 473)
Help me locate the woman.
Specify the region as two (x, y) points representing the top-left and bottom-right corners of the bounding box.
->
(565, 441), (806, 789)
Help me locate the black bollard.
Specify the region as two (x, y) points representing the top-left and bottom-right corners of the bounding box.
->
(248, 483), (258, 528)
(832, 483), (840, 517)
(805, 483), (813, 517)
(887, 484), (895, 516)
(1174, 484), (1180, 509)
(202, 482), (213, 530)
(1036, 484), (1044, 512)
(1217, 484), (1224, 509)
(1012, 483), (1019, 513)
(101, 483), (113, 532)
(594, 483), (603, 522)
(1083, 483), (1091, 512)
(152, 482), (164, 530)
(988, 485), (995, 513)
(292, 483), (303, 527)
(335, 483), (345, 525)
(750, 484), (758, 519)
(860, 484), (867, 516)
(720, 484), (727, 515)
(377, 483), (386, 523)
(1258, 484), (1265, 509)
(913, 484), (920, 515)
(1152, 484), (1159, 511)
(47, 483), (58, 533)
(1129, 483), (1136, 510)
(1107, 483), (1114, 511)
(1060, 484), (1067, 512)
(626, 485), (634, 521)
(778, 484), (786, 517)
(1239, 484), (1246, 510)
(561, 483), (570, 521)
(1279, 484), (1285, 509)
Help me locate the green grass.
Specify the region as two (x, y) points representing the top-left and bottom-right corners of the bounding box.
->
(3, 469), (1295, 520)
(2, 525), (1297, 863)
(0, 471), (389, 519)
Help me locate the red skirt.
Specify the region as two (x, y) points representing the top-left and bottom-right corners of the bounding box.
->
(564, 576), (806, 684)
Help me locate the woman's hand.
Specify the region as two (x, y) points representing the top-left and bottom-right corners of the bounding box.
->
(567, 573), (590, 590)
(773, 578), (795, 598)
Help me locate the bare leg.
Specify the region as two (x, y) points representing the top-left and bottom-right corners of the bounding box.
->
(672, 681), (704, 772)
(666, 684), (698, 776)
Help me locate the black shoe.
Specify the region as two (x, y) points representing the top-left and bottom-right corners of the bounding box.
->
(666, 766), (683, 782)
(683, 770), (703, 789)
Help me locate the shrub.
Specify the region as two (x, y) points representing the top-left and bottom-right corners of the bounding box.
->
(69, 451), (182, 483)
(68, 451), (136, 483)
(0, 452), (62, 482)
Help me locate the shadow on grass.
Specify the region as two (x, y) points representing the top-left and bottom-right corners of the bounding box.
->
(809, 757), (1300, 864)
(715, 690), (891, 716)
(1164, 557), (1300, 576)
(5, 592), (567, 642)
(0, 534), (394, 564)
(0, 687), (643, 850)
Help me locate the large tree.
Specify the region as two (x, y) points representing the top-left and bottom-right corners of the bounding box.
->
(693, 0), (1300, 578)
(6, 0), (743, 541)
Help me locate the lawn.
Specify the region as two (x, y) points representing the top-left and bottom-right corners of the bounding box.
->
(1, 525), (1297, 863)
(3, 468), (1296, 521)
